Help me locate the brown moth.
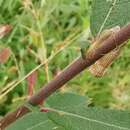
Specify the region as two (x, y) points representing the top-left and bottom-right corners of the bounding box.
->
(88, 26), (122, 77)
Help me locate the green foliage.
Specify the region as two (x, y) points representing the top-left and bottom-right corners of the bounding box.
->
(0, 0), (90, 115)
(7, 93), (130, 130)
(90, 0), (130, 36)
(0, 1), (130, 127)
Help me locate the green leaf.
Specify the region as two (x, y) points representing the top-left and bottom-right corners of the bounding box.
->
(45, 92), (89, 109)
(6, 112), (63, 130)
(7, 93), (130, 130)
(90, 0), (130, 36)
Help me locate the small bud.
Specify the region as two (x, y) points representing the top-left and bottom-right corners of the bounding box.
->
(40, 108), (49, 112)
(0, 24), (12, 39)
(0, 48), (11, 64)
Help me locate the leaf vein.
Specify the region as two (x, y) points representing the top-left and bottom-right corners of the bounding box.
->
(98, 0), (118, 35)
(27, 120), (50, 130)
(48, 108), (130, 130)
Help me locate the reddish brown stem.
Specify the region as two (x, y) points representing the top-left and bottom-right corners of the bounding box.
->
(1, 24), (130, 130)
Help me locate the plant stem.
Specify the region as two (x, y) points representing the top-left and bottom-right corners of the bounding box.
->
(1, 23), (130, 130)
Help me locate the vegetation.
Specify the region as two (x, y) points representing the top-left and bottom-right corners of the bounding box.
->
(1, 0), (130, 129)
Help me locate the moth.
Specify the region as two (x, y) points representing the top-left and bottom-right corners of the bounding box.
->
(81, 26), (122, 77)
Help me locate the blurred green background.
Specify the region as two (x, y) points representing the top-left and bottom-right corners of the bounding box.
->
(0, 0), (130, 116)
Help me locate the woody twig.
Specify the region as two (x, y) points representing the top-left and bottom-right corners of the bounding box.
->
(1, 24), (130, 130)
